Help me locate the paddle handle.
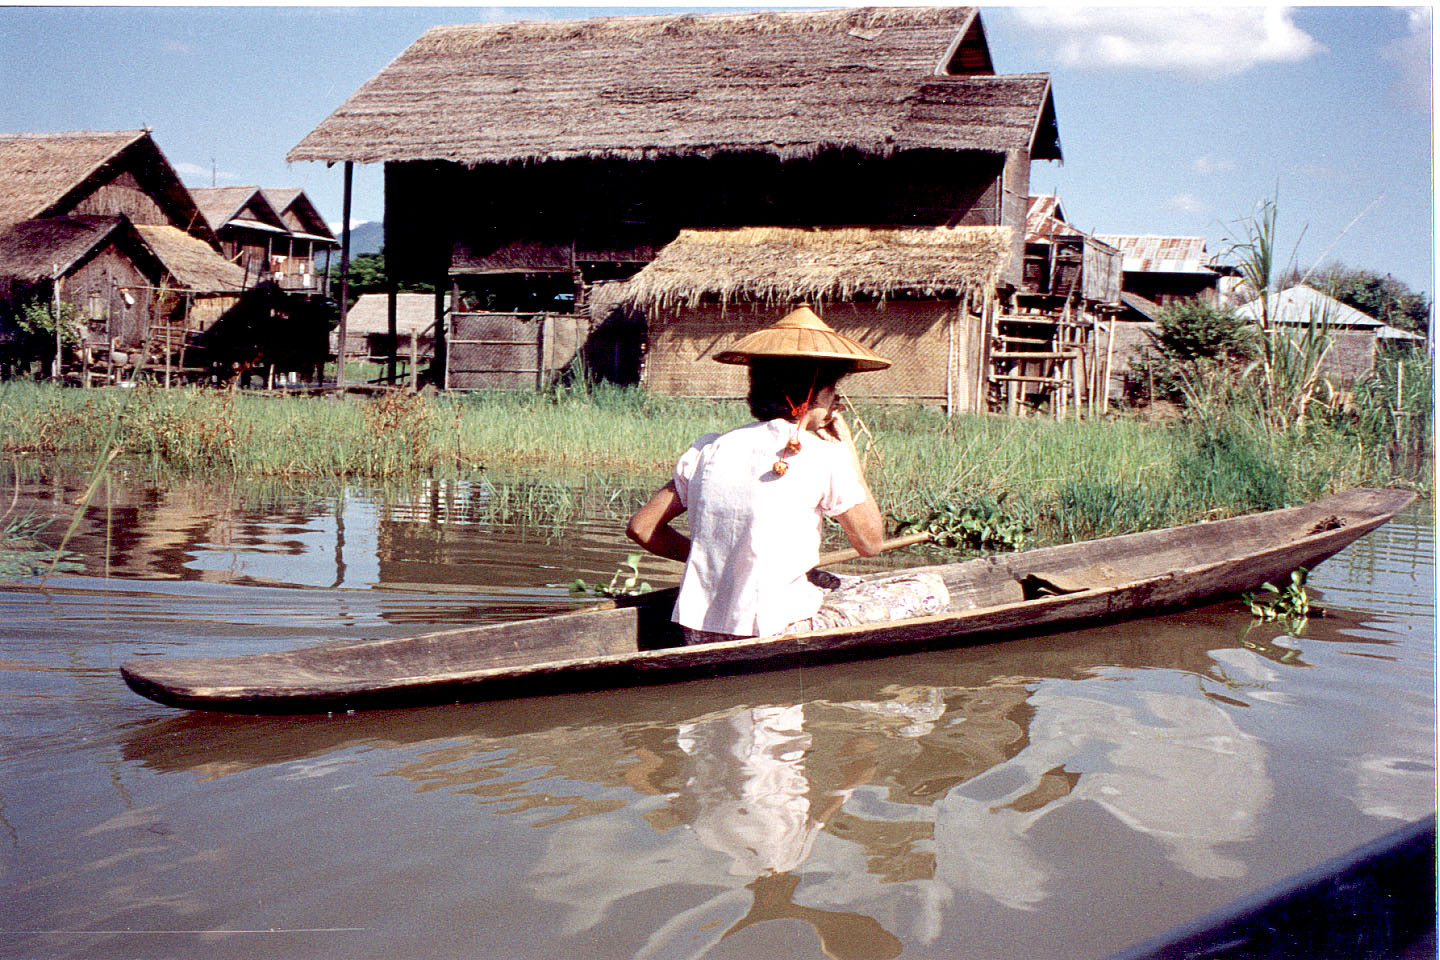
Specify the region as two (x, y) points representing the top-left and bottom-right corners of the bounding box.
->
(816, 531), (933, 568)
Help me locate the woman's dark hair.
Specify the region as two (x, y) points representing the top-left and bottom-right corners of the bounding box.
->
(747, 358), (851, 421)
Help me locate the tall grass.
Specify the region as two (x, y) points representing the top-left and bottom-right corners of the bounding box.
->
(0, 377), (1428, 549)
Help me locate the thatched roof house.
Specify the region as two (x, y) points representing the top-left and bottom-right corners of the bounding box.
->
(290, 7), (1059, 284)
(335, 292), (437, 360)
(289, 7), (1065, 399)
(0, 130), (259, 358)
(0, 130), (215, 244)
(190, 186), (336, 293)
(289, 7), (1055, 167)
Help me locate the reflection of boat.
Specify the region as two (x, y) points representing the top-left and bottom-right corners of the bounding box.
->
(121, 488), (1415, 713)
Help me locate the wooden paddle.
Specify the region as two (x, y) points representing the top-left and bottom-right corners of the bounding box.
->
(816, 530), (933, 568)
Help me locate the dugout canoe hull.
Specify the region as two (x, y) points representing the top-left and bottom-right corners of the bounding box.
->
(121, 488), (1416, 714)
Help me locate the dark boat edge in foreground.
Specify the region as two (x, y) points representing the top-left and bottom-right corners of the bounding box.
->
(120, 488), (1417, 714)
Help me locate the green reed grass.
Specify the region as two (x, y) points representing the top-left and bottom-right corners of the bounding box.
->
(0, 378), (1428, 549)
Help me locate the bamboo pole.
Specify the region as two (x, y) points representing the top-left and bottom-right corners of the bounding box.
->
(1102, 317), (1117, 414)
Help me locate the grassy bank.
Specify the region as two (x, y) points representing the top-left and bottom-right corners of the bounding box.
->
(0, 361), (1429, 547)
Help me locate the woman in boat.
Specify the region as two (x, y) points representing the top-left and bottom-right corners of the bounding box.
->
(627, 305), (948, 645)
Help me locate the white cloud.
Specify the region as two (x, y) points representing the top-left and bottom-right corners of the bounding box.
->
(1015, 7), (1324, 76)
(1381, 8), (1431, 112)
(1169, 193), (1206, 214)
(174, 161), (240, 183)
(328, 218), (371, 233)
(1192, 155), (1236, 175)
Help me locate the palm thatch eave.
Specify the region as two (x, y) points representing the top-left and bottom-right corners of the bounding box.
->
(620, 225), (1014, 313)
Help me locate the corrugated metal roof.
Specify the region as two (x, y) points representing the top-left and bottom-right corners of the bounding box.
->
(1235, 284), (1382, 328)
(1025, 194), (1082, 241)
(1095, 234), (1216, 274)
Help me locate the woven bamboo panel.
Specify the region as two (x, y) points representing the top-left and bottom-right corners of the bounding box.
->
(643, 300), (983, 410)
(448, 311), (541, 390)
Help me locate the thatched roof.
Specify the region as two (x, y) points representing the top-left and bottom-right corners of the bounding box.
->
(189, 186), (286, 235)
(620, 225), (1013, 309)
(0, 130), (218, 245)
(342, 293), (437, 337)
(289, 7), (1060, 166)
(262, 189), (336, 243)
(0, 131), (146, 226)
(134, 225), (250, 293)
(0, 215), (132, 280)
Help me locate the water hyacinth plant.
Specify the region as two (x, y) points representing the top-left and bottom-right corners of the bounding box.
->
(1242, 567), (1313, 631)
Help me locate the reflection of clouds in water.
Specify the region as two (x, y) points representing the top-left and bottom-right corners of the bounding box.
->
(834, 687), (947, 738)
(1208, 647), (1294, 705)
(1353, 753), (1436, 821)
(933, 686), (1271, 913)
(531, 800), (734, 937)
(1351, 688), (1436, 821)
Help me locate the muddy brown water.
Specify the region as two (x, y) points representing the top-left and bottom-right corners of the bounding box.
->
(0, 473), (1433, 960)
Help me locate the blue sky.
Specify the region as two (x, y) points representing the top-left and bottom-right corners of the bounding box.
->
(1, 4), (1432, 295)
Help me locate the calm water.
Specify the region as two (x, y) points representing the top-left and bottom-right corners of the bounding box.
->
(0, 473), (1433, 960)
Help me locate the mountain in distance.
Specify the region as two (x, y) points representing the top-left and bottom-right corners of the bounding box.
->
(325, 220), (384, 257)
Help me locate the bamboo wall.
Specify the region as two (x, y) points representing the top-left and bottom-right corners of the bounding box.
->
(641, 299), (986, 412)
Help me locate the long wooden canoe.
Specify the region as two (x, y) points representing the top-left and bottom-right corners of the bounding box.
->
(121, 488), (1416, 714)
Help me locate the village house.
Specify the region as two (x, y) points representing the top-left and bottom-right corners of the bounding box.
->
(1236, 284), (1424, 383)
(0, 130), (249, 380)
(290, 6), (1073, 409)
(190, 186), (337, 293)
(0, 130), (338, 384)
(1093, 234), (1232, 311)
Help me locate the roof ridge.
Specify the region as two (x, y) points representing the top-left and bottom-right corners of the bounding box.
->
(416, 7), (975, 47)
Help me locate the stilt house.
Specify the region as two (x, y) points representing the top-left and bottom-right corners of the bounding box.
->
(0, 130), (249, 380)
(262, 189), (338, 293)
(289, 7), (1064, 405)
(191, 186), (337, 293)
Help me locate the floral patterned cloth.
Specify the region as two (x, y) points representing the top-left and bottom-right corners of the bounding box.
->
(785, 570), (950, 633)
(681, 570), (950, 645)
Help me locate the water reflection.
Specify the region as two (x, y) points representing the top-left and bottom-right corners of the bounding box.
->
(116, 602), (1367, 951)
(4, 470), (1430, 959)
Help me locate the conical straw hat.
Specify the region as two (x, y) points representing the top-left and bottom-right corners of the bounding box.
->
(712, 305), (891, 372)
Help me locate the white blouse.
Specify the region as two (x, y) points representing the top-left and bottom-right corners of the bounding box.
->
(671, 418), (867, 636)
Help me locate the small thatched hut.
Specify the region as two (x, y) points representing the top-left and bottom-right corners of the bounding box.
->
(620, 225), (1013, 410)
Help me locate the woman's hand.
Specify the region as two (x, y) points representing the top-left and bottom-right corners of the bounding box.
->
(816, 409), (854, 445)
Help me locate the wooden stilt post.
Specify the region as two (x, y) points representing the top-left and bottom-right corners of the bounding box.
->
(336, 161), (353, 390)
(409, 330), (418, 391)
